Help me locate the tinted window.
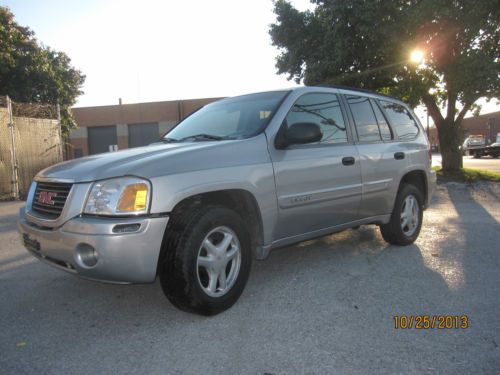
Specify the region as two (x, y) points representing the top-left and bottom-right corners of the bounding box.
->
(346, 95), (381, 142)
(285, 93), (348, 144)
(372, 101), (393, 140)
(380, 101), (419, 140)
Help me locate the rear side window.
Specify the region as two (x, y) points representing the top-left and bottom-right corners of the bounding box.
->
(285, 93), (348, 144)
(380, 101), (419, 140)
(346, 95), (381, 142)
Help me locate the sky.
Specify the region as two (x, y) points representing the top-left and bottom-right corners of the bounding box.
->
(2, 0), (498, 122)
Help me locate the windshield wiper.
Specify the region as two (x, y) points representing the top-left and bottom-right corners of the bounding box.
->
(179, 134), (233, 142)
(160, 137), (179, 143)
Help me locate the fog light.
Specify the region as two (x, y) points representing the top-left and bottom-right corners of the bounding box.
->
(76, 243), (98, 267)
(112, 223), (141, 233)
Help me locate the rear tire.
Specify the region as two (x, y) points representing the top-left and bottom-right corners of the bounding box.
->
(380, 184), (423, 246)
(159, 205), (251, 316)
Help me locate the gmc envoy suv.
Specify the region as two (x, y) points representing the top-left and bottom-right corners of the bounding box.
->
(18, 86), (436, 315)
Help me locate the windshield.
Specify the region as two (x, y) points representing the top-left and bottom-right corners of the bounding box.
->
(163, 91), (289, 141)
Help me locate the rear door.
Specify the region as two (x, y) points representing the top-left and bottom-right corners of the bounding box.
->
(344, 95), (406, 218)
(268, 92), (363, 240)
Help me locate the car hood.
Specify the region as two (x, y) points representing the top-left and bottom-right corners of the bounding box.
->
(36, 135), (270, 183)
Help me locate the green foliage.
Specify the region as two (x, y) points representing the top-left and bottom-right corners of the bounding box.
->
(433, 166), (500, 183)
(270, 0), (500, 170)
(0, 6), (85, 134)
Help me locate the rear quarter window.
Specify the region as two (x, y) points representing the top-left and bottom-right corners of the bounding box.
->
(380, 101), (419, 140)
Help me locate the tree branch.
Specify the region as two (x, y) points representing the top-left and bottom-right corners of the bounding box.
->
(455, 101), (474, 124)
(422, 93), (444, 127)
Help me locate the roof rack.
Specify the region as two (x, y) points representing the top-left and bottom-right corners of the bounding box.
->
(314, 84), (395, 99)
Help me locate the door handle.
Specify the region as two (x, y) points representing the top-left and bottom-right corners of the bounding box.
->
(342, 156), (355, 166)
(394, 152), (405, 160)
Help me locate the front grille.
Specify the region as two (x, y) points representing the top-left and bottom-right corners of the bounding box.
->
(32, 182), (73, 219)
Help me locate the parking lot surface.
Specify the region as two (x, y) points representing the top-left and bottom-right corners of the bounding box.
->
(1, 182), (499, 374)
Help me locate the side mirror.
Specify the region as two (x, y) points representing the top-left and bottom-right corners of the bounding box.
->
(276, 122), (322, 148)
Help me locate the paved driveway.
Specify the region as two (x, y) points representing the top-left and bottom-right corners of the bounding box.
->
(1, 183), (499, 374)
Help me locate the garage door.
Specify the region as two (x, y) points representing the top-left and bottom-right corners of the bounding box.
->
(88, 126), (117, 155)
(128, 123), (160, 148)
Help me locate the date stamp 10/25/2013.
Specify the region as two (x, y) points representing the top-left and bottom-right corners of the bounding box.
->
(394, 315), (469, 330)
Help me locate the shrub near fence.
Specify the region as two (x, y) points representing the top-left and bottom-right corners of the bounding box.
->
(0, 96), (62, 200)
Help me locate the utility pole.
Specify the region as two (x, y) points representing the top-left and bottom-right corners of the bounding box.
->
(426, 112), (430, 138)
(56, 103), (64, 161)
(486, 118), (494, 145)
(6, 96), (19, 199)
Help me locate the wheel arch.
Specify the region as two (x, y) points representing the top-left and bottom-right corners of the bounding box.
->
(157, 189), (265, 273)
(397, 169), (428, 207)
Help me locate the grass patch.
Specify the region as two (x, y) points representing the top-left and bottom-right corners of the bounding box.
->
(432, 166), (500, 183)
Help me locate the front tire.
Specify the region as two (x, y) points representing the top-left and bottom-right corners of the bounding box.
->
(380, 184), (423, 246)
(159, 205), (251, 316)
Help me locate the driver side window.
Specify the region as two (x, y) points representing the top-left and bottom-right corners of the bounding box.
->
(285, 93), (348, 144)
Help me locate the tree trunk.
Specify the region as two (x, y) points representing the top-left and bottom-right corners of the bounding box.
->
(436, 119), (463, 171)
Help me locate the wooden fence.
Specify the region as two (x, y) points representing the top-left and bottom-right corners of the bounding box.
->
(0, 96), (62, 200)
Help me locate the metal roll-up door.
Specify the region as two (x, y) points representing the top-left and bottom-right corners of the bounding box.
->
(88, 125), (118, 155)
(128, 123), (160, 148)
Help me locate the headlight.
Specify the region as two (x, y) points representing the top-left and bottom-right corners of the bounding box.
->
(84, 177), (151, 216)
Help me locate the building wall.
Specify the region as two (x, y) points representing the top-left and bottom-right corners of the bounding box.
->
(428, 111), (500, 149)
(68, 97), (221, 159)
(69, 99), (499, 159)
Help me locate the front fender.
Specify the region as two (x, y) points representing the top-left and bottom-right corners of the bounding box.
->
(149, 163), (278, 245)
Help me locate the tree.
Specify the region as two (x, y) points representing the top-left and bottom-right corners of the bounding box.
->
(270, 0), (499, 172)
(0, 6), (85, 134)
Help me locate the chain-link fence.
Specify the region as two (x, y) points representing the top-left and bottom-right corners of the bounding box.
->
(0, 96), (62, 200)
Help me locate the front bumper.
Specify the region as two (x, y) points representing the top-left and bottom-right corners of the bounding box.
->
(18, 207), (169, 283)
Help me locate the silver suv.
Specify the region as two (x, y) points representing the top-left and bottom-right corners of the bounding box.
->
(18, 86), (436, 315)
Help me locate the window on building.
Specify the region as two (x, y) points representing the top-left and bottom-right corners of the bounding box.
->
(285, 93), (348, 144)
(346, 95), (381, 142)
(380, 101), (419, 140)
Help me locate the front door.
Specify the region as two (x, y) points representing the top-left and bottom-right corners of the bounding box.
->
(268, 92), (363, 240)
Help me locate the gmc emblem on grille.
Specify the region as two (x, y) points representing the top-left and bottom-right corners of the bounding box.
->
(38, 191), (57, 205)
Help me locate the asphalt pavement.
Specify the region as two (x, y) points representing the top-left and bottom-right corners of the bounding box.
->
(1, 182), (499, 374)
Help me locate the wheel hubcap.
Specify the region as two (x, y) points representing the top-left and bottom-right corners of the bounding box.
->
(196, 226), (241, 297)
(400, 195), (419, 236)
